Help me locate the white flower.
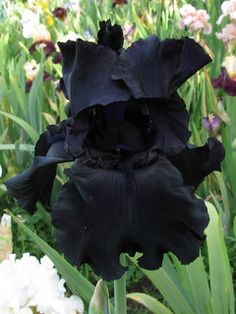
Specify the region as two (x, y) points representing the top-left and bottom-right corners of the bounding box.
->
(0, 254), (84, 314)
(24, 59), (40, 81)
(217, 0), (236, 24)
(31, 24), (51, 42)
(21, 9), (40, 39)
(64, 0), (81, 12)
(21, 9), (39, 27)
(21, 9), (50, 41)
(222, 55), (236, 79)
(178, 4), (212, 35)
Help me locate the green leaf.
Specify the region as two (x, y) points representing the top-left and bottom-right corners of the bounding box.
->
(8, 211), (94, 304)
(0, 111), (38, 143)
(89, 279), (110, 314)
(129, 255), (194, 314)
(0, 143), (34, 152)
(171, 255), (212, 314)
(127, 293), (173, 314)
(205, 202), (235, 314)
(130, 202), (235, 314)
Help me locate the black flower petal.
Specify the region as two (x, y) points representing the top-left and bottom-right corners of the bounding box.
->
(59, 26), (211, 119)
(149, 95), (191, 155)
(58, 40), (76, 100)
(52, 157), (209, 281)
(170, 137), (225, 188)
(5, 121), (73, 213)
(58, 39), (131, 116)
(112, 36), (211, 98)
(66, 111), (92, 157)
(97, 20), (124, 52)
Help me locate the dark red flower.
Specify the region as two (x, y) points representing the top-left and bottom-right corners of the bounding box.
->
(112, 0), (128, 7)
(52, 52), (63, 64)
(29, 40), (56, 57)
(53, 7), (67, 20)
(25, 71), (53, 93)
(212, 67), (236, 96)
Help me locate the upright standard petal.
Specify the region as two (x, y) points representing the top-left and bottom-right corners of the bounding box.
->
(58, 40), (76, 100)
(52, 157), (209, 281)
(5, 121), (73, 213)
(59, 39), (131, 117)
(112, 36), (211, 98)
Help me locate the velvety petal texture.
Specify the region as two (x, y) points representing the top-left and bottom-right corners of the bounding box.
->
(170, 137), (225, 188)
(6, 121), (73, 213)
(52, 157), (209, 280)
(112, 36), (211, 98)
(6, 21), (224, 280)
(58, 23), (211, 117)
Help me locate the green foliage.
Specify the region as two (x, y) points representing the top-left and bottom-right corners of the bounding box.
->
(128, 202), (235, 314)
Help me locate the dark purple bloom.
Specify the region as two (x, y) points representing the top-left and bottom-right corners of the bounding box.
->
(29, 40), (56, 58)
(203, 114), (221, 133)
(53, 7), (67, 20)
(53, 52), (63, 64)
(43, 71), (53, 81)
(212, 67), (236, 96)
(6, 21), (224, 281)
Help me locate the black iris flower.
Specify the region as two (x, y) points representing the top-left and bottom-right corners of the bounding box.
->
(6, 20), (225, 281)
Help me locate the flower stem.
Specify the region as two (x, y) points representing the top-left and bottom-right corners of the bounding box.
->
(114, 254), (127, 314)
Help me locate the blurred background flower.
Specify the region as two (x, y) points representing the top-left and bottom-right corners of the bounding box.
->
(178, 4), (212, 35)
(24, 59), (40, 82)
(212, 55), (236, 96)
(29, 40), (56, 57)
(23, 59), (52, 92)
(217, 0), (236, 24)
(53, 7), (67, 20)
(203, 113), (222, 134)
(112, 0), (128, 8)
(63, 0), (81, 12)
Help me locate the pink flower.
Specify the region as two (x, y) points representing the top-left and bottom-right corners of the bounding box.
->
(217, 0), (236, 24)
(178, 4), (212, 35)
(216, 23), (236, 44)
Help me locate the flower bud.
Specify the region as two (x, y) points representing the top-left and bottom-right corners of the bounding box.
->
(88, 280), (110, 314)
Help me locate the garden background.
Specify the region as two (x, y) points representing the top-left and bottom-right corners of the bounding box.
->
(0, 0), (236, 313)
